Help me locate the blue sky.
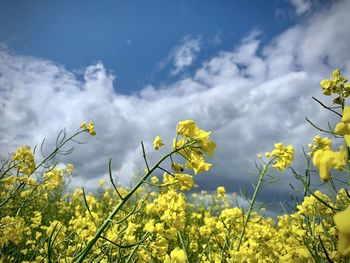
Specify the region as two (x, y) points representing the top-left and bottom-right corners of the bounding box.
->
(1, 0), (297, 93)
(1, 0), (350, 208)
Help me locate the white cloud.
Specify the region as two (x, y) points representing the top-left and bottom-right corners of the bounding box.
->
(288, 0), (312, 15)
(1, 0), (350, 201)
(163, 35), (201, 75)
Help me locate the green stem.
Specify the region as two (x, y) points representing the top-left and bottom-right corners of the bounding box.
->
(236, 162), (269, 251)
(73, 144), (191, 262)
(346, 146), (350, 186)
(35, 130), (85, 170)
(178, 231), (189, 263)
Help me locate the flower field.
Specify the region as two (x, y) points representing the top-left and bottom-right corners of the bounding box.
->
(1, 71), (350, 262)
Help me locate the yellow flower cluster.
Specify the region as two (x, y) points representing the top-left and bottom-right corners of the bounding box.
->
(80, 121), (96, 136)
(173, 120), (216, 175)
(11, 145), (36, 176)
(43, 164), (73, 190)
(320, 69), (350, 100)
(1, 166), (349, 262)
(265, 143), (294, 171)
(307, 135), (332, 156)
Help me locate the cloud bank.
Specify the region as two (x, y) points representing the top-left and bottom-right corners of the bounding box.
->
(1, 1), (350, 203)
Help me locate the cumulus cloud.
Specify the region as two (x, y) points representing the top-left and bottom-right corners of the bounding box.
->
(288, 0), (312, 15)
(1, 0), (350, 204)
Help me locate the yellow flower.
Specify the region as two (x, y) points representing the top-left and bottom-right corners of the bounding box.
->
(342, 107), (350, 122)
(80, 121), (96, 136)
(67, 163), (74, 174)
(265, 143), (294, 171)
(332, 69), (348, 84)
(309, 135), (332, 151)
(143, 219), (156, 233)
(98, 179), (106, 187)
(176, 120), (198, 138)
(320, 70), (349, 99)
(168, 247), (187, 263)
(186, 153), (212, 174)
(320, 79), (334, 95)
(334, 205), (350, 256)
(171, 163), (184, 172)
(153, 135), (164, 150)
(175, 173), (194, 191)
(43, 168), (63, 189)
(12, 145), (36, 176)
(217, 186), (226, 195)
(199, 139), (216, 158)
(335, 106), (350, 146)
(312, 147), (346, 182)
(333, 69), (341, 80)
(150, 176), (159, 184)
(176, 120), (211, 140)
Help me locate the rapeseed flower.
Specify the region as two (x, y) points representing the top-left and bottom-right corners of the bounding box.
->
(164, 247), (187, 263)
(217, 186), (226, 198)
(143, 219), (156, 233)
(308, 135), (332, 157)
(173, 120), (215, 175)
(186, 153), (212, 174)
(176, 120), (210, 139)
(171, 163), (184, 172)
(150, 176), (159, 184)
(12, 145), (36, 176)
(312, 147), (346, 182)
(320, 79), (334, 95)
(334, 205), (350, 256)
(80, 121), (96, 136)
(320, 69), (350, 98)
(153, 135), (164, 150)
(335, 106), (350, 146)
(265, 143), (294, 171)
(174, 173), (194, 191)
(176, 120), (216, 156)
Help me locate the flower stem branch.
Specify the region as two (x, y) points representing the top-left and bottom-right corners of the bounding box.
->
(236, 161), (270, 251)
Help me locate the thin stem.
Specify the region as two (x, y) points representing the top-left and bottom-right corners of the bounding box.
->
(346, 146), (350, 186)
(82, 188), (97, 227)
(305, 118), (338, 136)
(236, 162), (269, 251)
(178, 231), (189, 263)
(312, 97), (342, 117)
(141, 141), (150, 172)
(36, 130), (85, 171)
(108, 159), (123, 200)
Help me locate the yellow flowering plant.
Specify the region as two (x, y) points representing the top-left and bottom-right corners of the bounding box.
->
(73, 120), (215, 262)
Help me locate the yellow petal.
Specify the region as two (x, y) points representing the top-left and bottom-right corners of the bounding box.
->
(334, 206), (350, 234)
(344, 135), (350, 147)
(335, 122), (346, 134)
(319, 159), (330, 182)
(334, 206), (350, 256)
(342, 107), (350, 122)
